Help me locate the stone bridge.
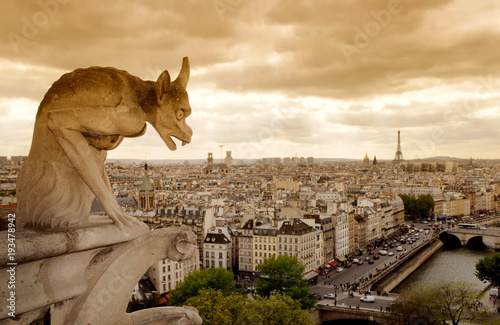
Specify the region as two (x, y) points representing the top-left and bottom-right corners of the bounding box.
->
(443, 228), (500, 249)
(312, 305), (391, 324)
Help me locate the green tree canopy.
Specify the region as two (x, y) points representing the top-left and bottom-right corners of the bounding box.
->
(416, 194), (435, 218)
(398, 194), (435, 219)
(475, 252), (500, 288)
(389, 281), (488, 325)
(186, 288), (313, 325)
(398, 194), (417, 217)
(167, 267), (235, 306)
(255, 255), (315, 310)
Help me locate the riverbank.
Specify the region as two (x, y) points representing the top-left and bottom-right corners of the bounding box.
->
(368, 237), (443, 293)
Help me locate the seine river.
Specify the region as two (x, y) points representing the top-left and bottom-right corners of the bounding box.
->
(393, 243), (496, 294)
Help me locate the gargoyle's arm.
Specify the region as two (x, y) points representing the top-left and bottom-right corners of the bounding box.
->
(47, 104), (147, 229)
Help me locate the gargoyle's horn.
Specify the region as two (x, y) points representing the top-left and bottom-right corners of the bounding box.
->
(174, 57), (190, 89)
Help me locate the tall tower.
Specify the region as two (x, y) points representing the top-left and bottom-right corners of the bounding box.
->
(393, 130), (404, 163)
(139, 163), (155, 211)
(225, 151), (233, 167)
(207, 152), (214, 165)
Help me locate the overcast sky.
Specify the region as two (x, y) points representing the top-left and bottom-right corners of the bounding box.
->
(2, 0), (500, 161)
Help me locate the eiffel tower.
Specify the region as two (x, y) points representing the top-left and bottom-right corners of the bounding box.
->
(393, 130), (404, 162)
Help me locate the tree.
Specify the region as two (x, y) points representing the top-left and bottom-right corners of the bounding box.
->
(389, 281), (488, 325)
(185, 289), (244, 325)
(185, 289), (313, 325)
(252, 292), (313, 325)
(255, 255), (316, 310)
(398, 194), (417, 218)
(416, 194), (435, 219)
(168, 267), (235, 306)
(398, 194), (435, 219)
(475, 252), (500, 289)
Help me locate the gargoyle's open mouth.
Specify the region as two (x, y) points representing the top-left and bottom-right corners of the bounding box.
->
(165, 135), (190, 151)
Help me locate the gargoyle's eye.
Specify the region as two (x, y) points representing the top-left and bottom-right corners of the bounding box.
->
(176, 110), (184, 120)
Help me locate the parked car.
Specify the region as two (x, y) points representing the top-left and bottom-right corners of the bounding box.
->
(336, 267), (344, 272)
(357, 260), (363, 265)
(360, 295), (375, 303)
(373, 255), (380, 260)
(345, 263), (352, 268)
(379, 250), (388, 255)
(352, 258), (360, 263)
(324, 293), (335, 299)
(365, 256), (371, 261)
(368, 259), (374, 264)
(388, 252), (394, 256)
(396, 246), (403, 251)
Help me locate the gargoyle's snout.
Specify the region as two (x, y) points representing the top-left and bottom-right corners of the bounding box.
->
(158, 122), (192, 151)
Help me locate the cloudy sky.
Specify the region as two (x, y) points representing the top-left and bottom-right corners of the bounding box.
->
(1, 0), (500, 161)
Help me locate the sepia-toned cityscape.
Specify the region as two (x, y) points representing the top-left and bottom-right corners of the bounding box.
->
(1, 1), (500, 324)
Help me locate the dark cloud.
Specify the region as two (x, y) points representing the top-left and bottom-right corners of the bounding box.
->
(0, 0), (499, 159)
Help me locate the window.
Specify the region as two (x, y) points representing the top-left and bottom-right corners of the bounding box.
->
(219, 252), (223, 259)
(162, 267), (165, 272)
(206, 252), (209, 257)
(168, 265), (171, 271)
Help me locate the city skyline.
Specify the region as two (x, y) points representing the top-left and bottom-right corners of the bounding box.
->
(1, 1), (500, 160)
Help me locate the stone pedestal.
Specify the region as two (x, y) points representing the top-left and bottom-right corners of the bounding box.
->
(0, 226), (202, 325)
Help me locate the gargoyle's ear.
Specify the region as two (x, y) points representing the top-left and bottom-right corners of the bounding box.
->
(155, 70), (171, 105)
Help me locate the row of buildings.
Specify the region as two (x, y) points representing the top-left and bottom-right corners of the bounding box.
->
(2, 153), (499, 297)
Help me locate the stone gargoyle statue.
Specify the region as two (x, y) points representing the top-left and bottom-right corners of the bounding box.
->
(16, 57), (192, 231)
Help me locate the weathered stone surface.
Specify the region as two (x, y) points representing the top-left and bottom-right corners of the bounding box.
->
(0, 219), (154, 265)
(16, 58), (192, 234)
(0, 227), (199, 324)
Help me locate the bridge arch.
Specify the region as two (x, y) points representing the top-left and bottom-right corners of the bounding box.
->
(439, 232), (461, 245)
(440, 230), (499, 249)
